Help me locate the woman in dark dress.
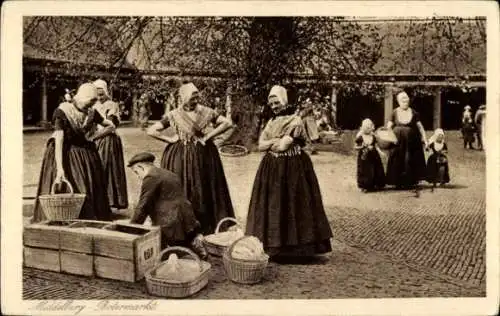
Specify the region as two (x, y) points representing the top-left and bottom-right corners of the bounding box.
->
(147, 83), (235, 235)
(32, 83), (115, 222)
(386, 91), (428, 196)
(425, 128), (450, 188)
(245, 85), (333, 259)
(91, 79), (128, 210)
(354, 118), (386, 192)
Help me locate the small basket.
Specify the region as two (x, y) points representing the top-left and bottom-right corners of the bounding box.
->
(145, 246), (211, 298)
(375, 128), (398, 150)
(219, 144), (249, 157)
(38, 179), (86, 221)
(223, 236), (269, 285)
(203, 217), (242, 257)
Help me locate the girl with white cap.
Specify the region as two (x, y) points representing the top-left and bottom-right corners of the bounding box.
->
(32, 83), (115, 222)
(90, 79), (128, 210)
(147, 82), (235, 235)
(425, 128), (450, 189)
(245, 85), (333, 260)
(354, 118), (386, 192)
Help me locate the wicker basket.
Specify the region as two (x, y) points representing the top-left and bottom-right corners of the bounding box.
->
(203, 217), (242, 257)
(223, 236), (269, 284)
(375, 128), (398, 150)
(145, 246), (211, 298)
(219, 144), (249, 157)
(38, 180), (86, 220)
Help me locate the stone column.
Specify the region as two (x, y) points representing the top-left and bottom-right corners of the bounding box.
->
(40, 72), (49, 127)
(384, 84), (394, 125)
(433, 88), (442, 130)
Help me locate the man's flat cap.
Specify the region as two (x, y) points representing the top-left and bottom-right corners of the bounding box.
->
(127, 152), (155, 167)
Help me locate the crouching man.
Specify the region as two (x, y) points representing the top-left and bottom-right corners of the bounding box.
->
(127, 152), (207, 259)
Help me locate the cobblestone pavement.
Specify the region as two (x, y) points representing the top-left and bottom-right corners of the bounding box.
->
(22, 129), (486, 298)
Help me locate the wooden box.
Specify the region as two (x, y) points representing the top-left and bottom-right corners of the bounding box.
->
(60, 220), (111, 253)
(93, 223), (161, 282)
(24, 246), (60, 272)
(60, 251), (93, 276)
(23, 220), (75, 249)
(59, 220), (111, 276)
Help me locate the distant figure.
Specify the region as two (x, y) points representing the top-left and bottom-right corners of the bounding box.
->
(138, 93), (151, 130)
(474, 105), (486, 151)
(462, 111), (475, 150)
(297, 98), (319, 154)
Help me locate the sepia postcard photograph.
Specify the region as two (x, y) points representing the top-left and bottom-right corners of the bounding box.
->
(1, 1), (499, 315)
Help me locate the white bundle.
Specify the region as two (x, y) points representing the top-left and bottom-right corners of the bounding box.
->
(155, 253), (201, 282)
(205, 227), (244, 246)
(231, 236), (266, 261)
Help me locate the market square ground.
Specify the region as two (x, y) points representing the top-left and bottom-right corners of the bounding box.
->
(22, 128), (486, 299)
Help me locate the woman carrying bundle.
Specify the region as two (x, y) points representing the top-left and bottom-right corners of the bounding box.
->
(245, 85), (333, 260)
(91, 79), (128, 211)
(147, 83), (235, 235)
(386, 91), (428, 197)
(32, 83), (114, 222)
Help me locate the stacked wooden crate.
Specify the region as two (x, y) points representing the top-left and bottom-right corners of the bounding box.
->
(23, 220), (161, 282)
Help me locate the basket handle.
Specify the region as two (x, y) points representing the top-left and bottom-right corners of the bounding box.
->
(158, 246), (203, 272)
(215, 217), (240, 234)
(51, 179), (74, 195)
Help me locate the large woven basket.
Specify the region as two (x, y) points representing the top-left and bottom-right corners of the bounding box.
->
(38, 179), (85, 221)
(375, 127), (398, 150)
(203, 217), (242, 257)
(145, 246), (211, 298)
(223, 236), (269, 285)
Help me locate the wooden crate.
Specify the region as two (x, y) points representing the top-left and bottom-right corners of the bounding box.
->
(60, 251), (93, 276)
(93, 223), (161, 282)
(24, 246), (60, 272)
(59, 220), (112, 277)
(94, 256), (136, 282)
(60, 220), (111, 253)
(23, 220), (75, 249)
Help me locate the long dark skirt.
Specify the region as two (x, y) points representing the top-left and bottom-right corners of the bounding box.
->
(386, 125), (426, 187)
(426, 153), (450, 185)
(33, 140), (112, 222)
(160, 140), (235, 235)
(357, 147), (386, 190)
(95, 133), (129, 209)
(245, 152), (333, 257)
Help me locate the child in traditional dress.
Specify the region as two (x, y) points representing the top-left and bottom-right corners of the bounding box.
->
(426, 128), (450, 190)
(354, 119), (386, 192)
(462, 107), (475, 149)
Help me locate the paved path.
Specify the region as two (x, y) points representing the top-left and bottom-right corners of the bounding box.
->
(22, 129), (486, 298)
